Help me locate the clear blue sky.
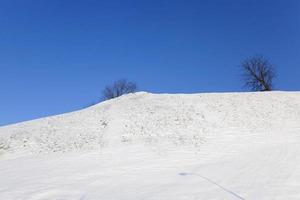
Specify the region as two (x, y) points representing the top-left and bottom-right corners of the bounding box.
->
(1, 0), (299, 126)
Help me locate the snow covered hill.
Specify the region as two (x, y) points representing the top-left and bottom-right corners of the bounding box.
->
(1, 91), (300, 199)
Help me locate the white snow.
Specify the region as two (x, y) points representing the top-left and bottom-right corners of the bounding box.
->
(1, 91), (300, 199)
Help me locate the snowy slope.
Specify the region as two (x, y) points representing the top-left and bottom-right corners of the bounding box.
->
(1, 91), (300, 199)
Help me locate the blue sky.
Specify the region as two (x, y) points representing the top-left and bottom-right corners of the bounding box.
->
(1, 0), (299, 126)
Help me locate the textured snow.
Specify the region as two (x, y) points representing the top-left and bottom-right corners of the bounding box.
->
(1, 91), (300, 199)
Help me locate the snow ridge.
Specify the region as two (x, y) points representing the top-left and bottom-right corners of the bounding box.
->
(1, 91), (300, 199)
(1, 91), (300, 156)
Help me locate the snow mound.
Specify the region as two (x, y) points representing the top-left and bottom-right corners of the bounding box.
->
(1, 91), (300, 199)
(1, 91), (300, 156)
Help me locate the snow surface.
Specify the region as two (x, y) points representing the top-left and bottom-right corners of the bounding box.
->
(1, 91), (300, 199)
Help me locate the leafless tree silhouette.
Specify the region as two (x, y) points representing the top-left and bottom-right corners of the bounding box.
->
(241, 55), (276, 91)
(102, 79), (137, 100)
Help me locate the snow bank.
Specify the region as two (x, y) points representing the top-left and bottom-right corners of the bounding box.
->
(1, 91), (300, 199)
(1, 91), (300, 156)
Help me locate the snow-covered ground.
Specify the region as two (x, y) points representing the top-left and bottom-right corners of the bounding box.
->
(1, 91), (300, 199)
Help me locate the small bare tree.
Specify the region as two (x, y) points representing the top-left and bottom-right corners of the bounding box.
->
(241, 55), (276, 91)
(102, 79), (137, 100)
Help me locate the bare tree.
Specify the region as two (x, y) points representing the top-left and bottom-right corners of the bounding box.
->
(241, 55), (276, 91)
(102, 79), (137, 100)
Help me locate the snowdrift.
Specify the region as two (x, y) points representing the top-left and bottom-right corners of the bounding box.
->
(1, 91), (299, 156)
(1, 91), (300, 200)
